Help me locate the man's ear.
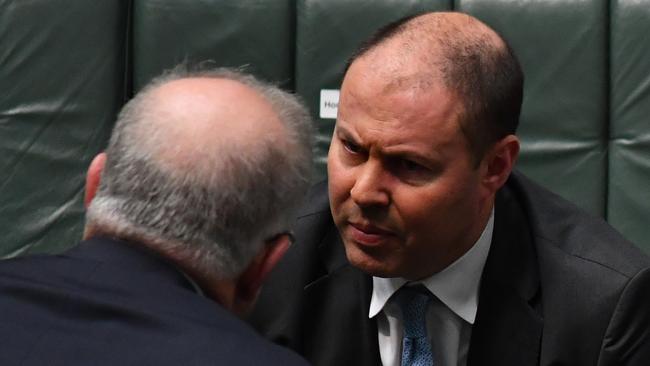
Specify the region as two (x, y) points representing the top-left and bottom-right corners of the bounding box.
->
(231, 233), (293, 315)
(480, 135), (519, 194)
(84, 153), (107, 208)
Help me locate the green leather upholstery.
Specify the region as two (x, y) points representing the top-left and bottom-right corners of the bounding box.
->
(0, 0), (128, 256)
(0, 0), (648, 256)
(133, 0), (296, 91)
(459, 0), (609, 217)
(608, 0), (650, 250)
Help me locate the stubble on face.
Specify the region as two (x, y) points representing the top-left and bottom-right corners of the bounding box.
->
(328, 50), (489, 280)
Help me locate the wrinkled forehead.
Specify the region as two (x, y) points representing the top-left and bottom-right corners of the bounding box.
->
(341, 78), (462, 149)
(343, 53), (460, 119)
(344, 30), (450, 98)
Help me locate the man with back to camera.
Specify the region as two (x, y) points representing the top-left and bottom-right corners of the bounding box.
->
(0, 67), (313, 365)
(249, 11), (650, 366)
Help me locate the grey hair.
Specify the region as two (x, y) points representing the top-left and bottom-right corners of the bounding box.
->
(86, 66), (313, 278)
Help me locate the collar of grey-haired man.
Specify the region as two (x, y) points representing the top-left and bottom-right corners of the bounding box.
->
(83, 68), (313, 316)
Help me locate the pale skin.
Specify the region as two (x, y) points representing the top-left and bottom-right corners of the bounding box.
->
(83, 78), (292, 316)
(328, 13), (520, 280)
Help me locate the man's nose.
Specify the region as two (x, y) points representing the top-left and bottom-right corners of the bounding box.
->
(350, 160), (390, 207)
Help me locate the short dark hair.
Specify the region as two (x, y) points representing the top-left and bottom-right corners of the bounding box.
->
(346, 12), (524, 164)
(345, 14), (421, 71)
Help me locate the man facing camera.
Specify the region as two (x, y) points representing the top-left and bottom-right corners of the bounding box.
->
(0, 68), (313, 365)
(250, 12), (650, 366)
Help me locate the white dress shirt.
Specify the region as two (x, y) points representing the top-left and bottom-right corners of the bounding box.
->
(369, 210), (494, 366)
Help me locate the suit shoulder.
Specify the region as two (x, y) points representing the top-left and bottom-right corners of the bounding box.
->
(0, 255), (308, 366)
(192, 323), (310, 366)
(292, 180), (336, 257)
(505, 172), (650, 278)
(296, 180), (330, 218)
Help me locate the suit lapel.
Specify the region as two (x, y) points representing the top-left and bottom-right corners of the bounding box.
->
(294, 178), (544, 366)
(302, 225), (381, 366)
(468, 185), (543, 366)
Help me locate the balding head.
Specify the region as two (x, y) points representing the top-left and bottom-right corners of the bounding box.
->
(86, 68), (313, 279)
(354, 12), (504, 78)
(347, 11), (524, 163)
(133, 77), (289, 183)
(151, 77), (284, 150)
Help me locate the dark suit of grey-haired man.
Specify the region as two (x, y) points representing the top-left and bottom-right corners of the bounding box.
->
(0, 67), (313, 366)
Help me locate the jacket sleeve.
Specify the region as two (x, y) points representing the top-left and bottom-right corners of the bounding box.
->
(597, 267), (650, 366)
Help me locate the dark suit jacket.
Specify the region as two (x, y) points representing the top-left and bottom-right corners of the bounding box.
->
(0, 236), (308, 366)
(250, 172), (650, 366)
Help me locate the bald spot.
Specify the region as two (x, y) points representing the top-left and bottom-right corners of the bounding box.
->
(139, 77), (286, 176)
(356, 12), (507, 94)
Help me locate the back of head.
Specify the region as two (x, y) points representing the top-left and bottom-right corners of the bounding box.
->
(348, 11), (524, 163)
(86, 67), (313, 279)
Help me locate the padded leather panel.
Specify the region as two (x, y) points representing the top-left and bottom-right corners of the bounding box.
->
(458, 0), (608, 216)
(0, 1), (128, 257)
(608, 0), (650, 251)
(295, 0), (452, 179)
(133, 0), (295, 91)
(0, 0), (647, 256)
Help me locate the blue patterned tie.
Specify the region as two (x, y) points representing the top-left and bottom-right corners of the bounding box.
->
(393, 285), (434, 366)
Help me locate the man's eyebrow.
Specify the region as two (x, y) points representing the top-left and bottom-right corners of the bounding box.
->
(334, 123), (357, 141)
(382, 138), (446, 164)
(383, 148), (438, 165)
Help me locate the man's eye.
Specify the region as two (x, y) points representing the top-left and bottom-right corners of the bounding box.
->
(342, 139), (361, 154)
(400, 159), (424, 172)
(390, 158), (434, 183)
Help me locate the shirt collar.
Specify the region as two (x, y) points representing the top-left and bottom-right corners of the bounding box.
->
(369, 209), (494, 324)
(178, 269), (205, 297)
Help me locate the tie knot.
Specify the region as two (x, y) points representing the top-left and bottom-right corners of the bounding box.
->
(393, 285), (432, 338)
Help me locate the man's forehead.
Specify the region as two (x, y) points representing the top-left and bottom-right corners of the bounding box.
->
(345, 39), (445, 93)
(342, 62), (456, 114)
(336, 106), (463, 165)
(339, 80), (461, 137)
(345, 61), (438, 98)
(339, 57), (464, 150)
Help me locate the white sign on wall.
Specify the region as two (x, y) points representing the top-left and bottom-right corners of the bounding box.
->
(319, 89), (340, 119)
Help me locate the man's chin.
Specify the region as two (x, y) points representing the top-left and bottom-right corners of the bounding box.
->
(344, 244), (403, 278)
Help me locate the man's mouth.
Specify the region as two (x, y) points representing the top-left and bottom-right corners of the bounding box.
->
(347, 221), (394, 246)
